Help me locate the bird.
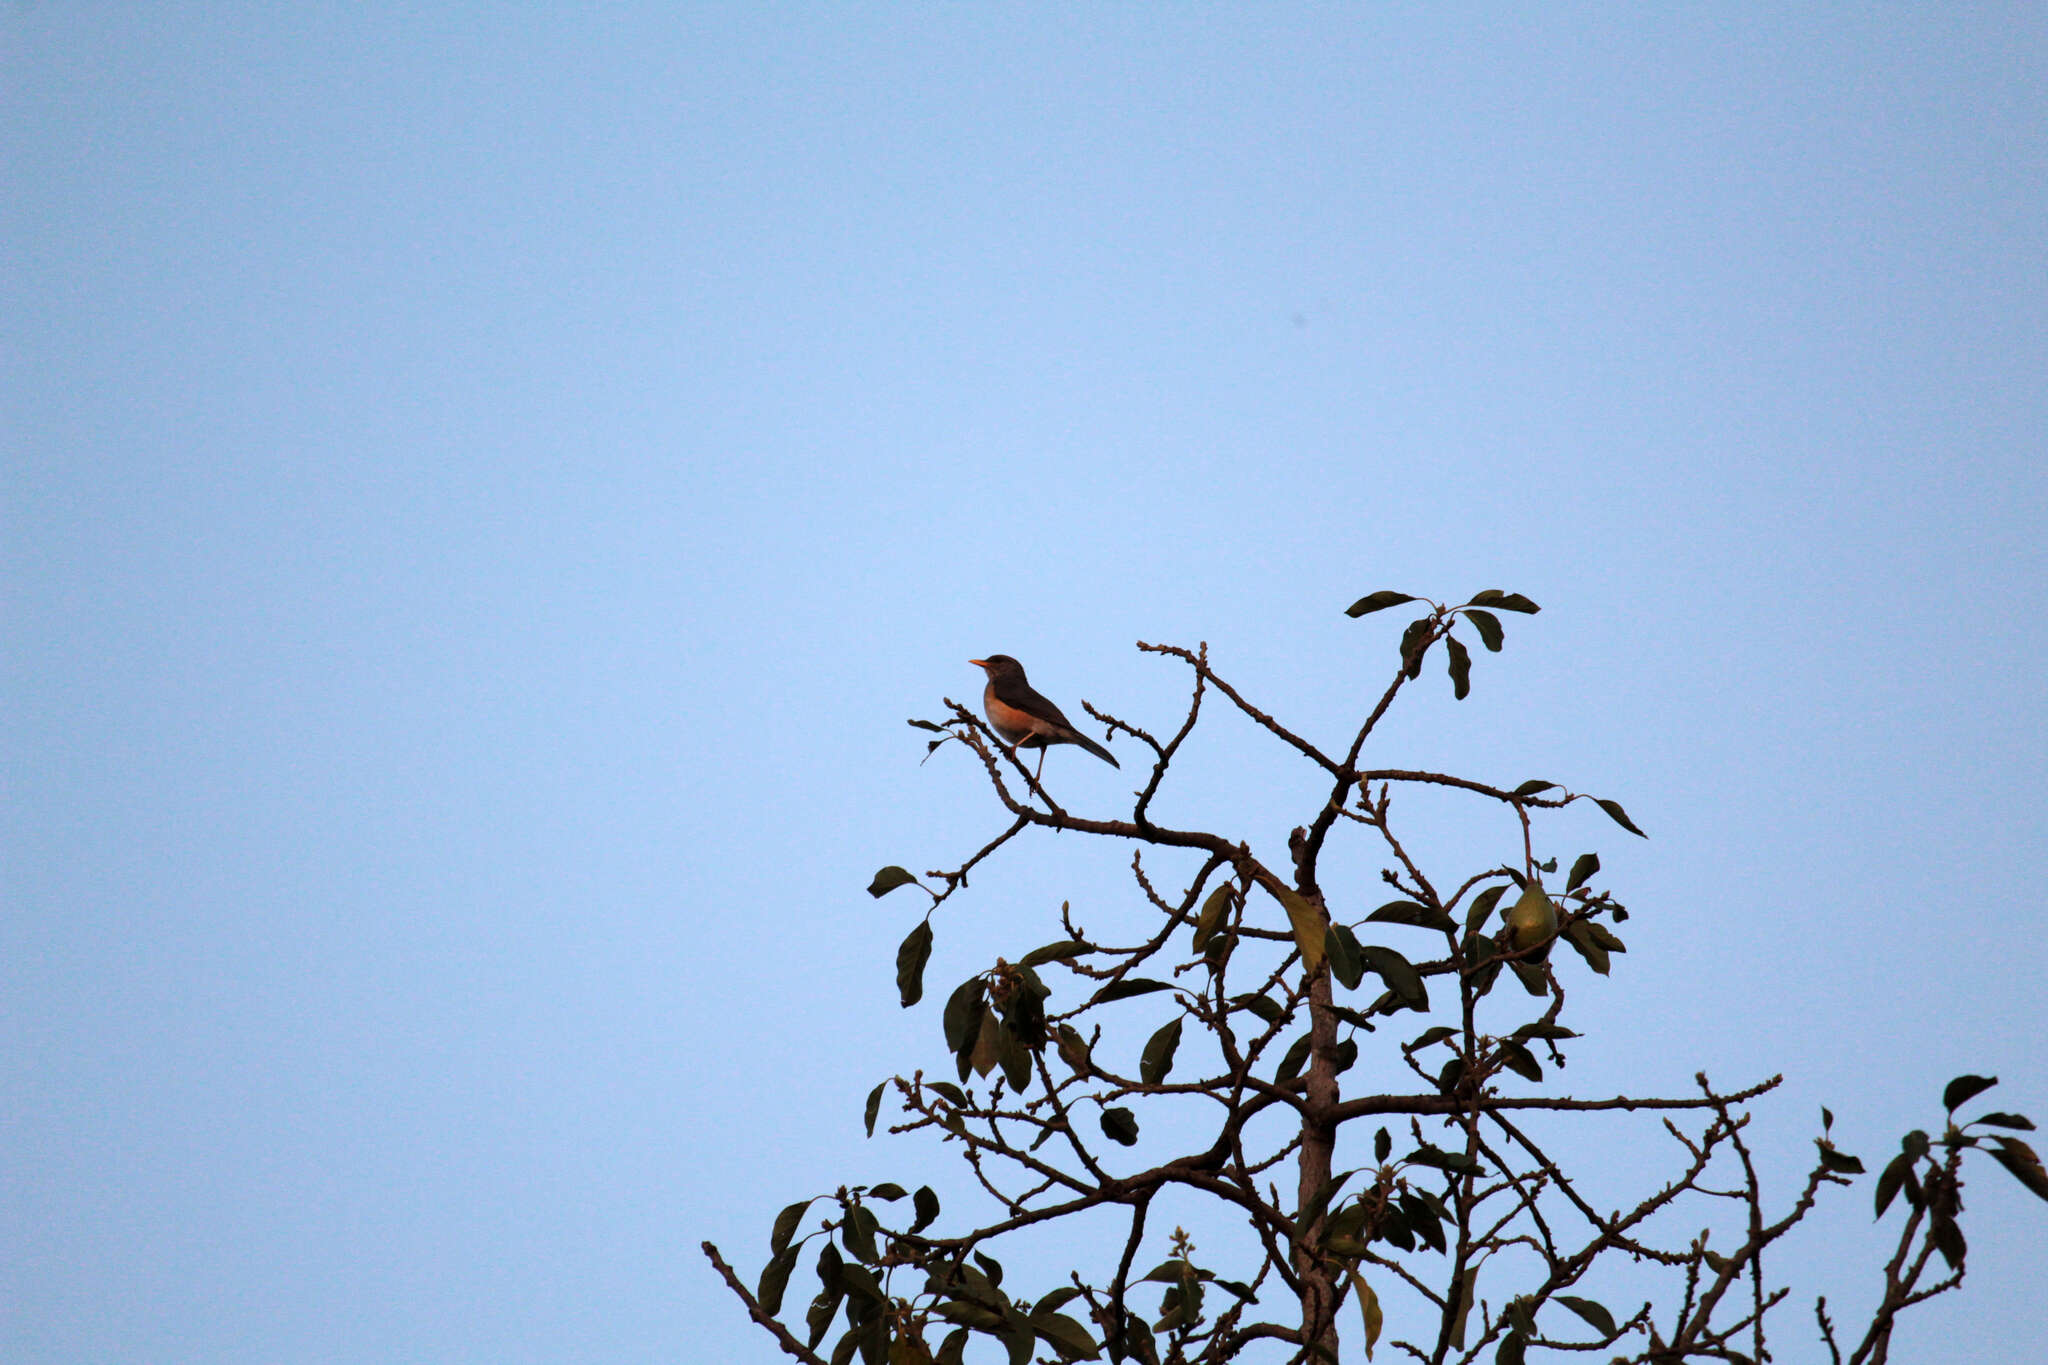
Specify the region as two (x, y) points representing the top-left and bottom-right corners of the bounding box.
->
(968, 655), (1119, 777)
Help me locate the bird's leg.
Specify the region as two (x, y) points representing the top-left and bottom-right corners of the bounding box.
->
(999, 738), (1048, 801)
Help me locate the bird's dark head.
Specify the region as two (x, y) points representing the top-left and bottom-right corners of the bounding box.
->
(969, 654), (1026, 682)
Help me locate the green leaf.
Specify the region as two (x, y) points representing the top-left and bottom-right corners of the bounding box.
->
(1326, 922), (1365, 990)
(1114, 1311), (1158, 1365)
(1191, 883), (1235, 953)
(808, 1244), (845, 1346)
(1344, 1265), (1383, 1360)
(896, 922), (934, 1008)
(967, 1007), (1007, 1078)
(1274, 886), (1327, 973)
(1401, 1189), (1448, 1253)
(1509, 959), (1550, 996)
(1817, 1142), (1866, 1175)
(926, 1080), (966, 1107)
(1326, 1004), (1376, 1030)
(1275, 1032), (1313, 1083)
(1929, 1212), (1967, 1269)
(866, 1183), (906, 1201)
(997, 1019), (1032, 1094)
(942, 979), (986, 1052)
(1151, 1283), (1197, 1334)
(1511, 779), (1558, 799)
(1945, 1074), (1998, 1112)
(864, 1083), (885, 1137)
(934, 1327), (969, 1365)
(761, 1252), (798, 1309)
(1398, 616), (1434, 677)
(1055, 1024), (1093, 1077)
(1345, 590), (1417, 618)
(1100, 1107), (1139, 1146)
(1233, 993), (1286, 1025)
(868, 866), (919, 898)
(1409, 1025), (1458, 1050)
(1511, 1021), (1577, 1041)
(1464, 608), (1504, 652)
(1445, 633), (1472, 699)
(1019, 939), (1087, 967)
(1359, 945), (1427, 1010)
(1496, 1331), (1526, 1365)
(1554, 1295), (1617, 1339)
(1476, 591), (1540, 614)
(1875, 1152), (1914, 1218)
(908, 718), (946, 733)
(1988, 1137), (2048, 1202)
(931, 1299), (1004, 1331)
(1463, 884), (1509, 933)
(1495, 1040), (1542, 1082)
(1375, 1126), (1392, 1162)
(1097, 977), (1174, 1003)
(1140, 1017), (1184, 1086)
(1580, 922), (1627, 952)
(1565, 852), (1600, 892)
(1368, 899), (1458, 933)
(758, 1247), (800, 1314)
(1032, 1287), (1083, 1317)
(841, 1204), (880, 1262)
(1562, 921), (1610, 975)
(1211, 1278), (1257, 1303)
(1973, 1112), (2037, 1130)
(1406, 1142), (1479, 1173)
(772, 1197), (816, 1253)
(911, 1185), (940, 1233)
(1594, 797), (1646, 837)
(1034, 1311), (1102, 1361)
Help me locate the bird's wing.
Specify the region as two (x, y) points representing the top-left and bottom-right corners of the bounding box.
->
(995, 678), (1077, 733)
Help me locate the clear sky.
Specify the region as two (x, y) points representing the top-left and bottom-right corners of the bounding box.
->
(5, 6), (2044, 1363)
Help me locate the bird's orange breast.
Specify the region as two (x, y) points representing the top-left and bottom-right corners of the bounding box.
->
(983, 688), (1048, 746)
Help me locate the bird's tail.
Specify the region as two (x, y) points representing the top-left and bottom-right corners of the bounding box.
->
(1072, 731), (1119, 768)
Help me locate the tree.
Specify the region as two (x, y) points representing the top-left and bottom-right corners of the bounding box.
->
(705, 590), (2047, 1365)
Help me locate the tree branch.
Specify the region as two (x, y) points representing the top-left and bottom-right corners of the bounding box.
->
(701, 1242), (830, 1365)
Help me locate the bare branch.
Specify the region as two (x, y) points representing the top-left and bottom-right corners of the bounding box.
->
(700, 1242), (830, 1365)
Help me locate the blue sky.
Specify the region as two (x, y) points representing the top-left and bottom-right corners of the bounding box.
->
(5, 6), (2044, 1362)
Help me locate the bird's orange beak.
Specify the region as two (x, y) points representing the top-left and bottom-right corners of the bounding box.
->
(968, 659), (988, 669)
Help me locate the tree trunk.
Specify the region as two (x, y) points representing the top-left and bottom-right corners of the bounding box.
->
(1294, 962), (1340, 1359)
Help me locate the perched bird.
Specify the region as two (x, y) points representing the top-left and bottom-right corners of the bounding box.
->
(969, 655), (1119, 776)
